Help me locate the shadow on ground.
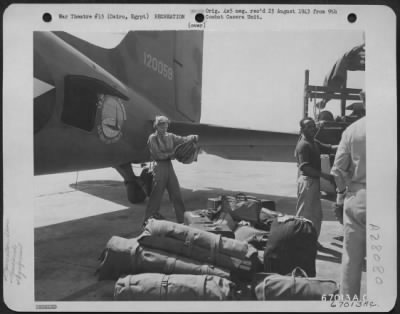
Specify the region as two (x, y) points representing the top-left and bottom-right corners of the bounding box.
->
(34, 180), (343, 301)
(70, 180), (339, 221)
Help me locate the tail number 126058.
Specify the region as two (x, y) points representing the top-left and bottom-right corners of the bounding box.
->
(143, 52), (174, 80)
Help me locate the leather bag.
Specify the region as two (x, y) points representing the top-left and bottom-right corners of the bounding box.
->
(220, 194), (263, 224)
(184, 209), (237, 233)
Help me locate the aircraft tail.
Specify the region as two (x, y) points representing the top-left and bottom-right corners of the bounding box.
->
(53, 31), (204, 123)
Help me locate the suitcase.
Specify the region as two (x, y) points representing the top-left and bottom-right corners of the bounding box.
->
(252, 267), (339, 300)
(184, 209), (212, 225)
(115, 273), (237, 300)
(260, 199), (276, 211)
(207, 197), (222, 210)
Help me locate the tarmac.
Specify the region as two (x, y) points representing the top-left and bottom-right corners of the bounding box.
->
(34, 153), (366, 301)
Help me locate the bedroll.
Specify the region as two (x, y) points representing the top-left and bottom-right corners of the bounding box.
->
(114, 273), (237, 300)
(138, 219), (260, 272)
(96, 236), (231, 280)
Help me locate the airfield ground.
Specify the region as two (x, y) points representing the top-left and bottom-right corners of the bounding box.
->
(34, 153), (366, 302)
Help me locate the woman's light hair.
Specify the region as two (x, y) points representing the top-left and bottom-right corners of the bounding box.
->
(153, 115), (170, 128)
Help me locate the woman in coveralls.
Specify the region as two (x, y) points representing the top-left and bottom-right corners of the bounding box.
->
(144, 115), (199, 225)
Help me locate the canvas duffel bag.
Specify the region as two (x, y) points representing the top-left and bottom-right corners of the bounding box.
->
(138, 219), (260, 272)
(263, 215), (317, 277)
(114, 273), (237, 300)
(253, 267), (339, 300)
(96, 236), (231, 280)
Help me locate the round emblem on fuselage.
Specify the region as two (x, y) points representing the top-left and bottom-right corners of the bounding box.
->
(96, 94), (126, 144)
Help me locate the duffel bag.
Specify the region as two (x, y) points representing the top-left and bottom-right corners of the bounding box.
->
(220, 193), (263, 224)
(114, 273), (237, 300)
(234, 225), (269, 250)
(96, 236), (137, 280)
(96, 236), (231, 280)
(138, 219), (260, 272)
(264, 215), (317, 277)
(253, 267), (339, 300)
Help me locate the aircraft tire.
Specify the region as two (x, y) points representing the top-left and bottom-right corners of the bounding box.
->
(140, 167), (153, 197)
(125, 180), (147, 203)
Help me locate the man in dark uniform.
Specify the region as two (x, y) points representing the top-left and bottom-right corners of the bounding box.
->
(295, 117), (337, 241)
(144, 115), (199, 225)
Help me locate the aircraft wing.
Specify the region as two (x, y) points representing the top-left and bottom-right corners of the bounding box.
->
(169, 121), (298, 162)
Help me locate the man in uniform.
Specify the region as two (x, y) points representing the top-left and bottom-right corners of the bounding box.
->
(144, 115), (199, 225)
(331, 90), (366, 298)
(295, 117), (337, 242)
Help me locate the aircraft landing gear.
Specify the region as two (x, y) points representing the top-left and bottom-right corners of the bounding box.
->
(114, 163), (147, 204)
(124, 180), (146, 203)
(139, 166), (153, 197)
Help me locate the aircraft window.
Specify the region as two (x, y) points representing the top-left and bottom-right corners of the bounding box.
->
(62, 76), (98, 131)
(62, 75), (128, 131)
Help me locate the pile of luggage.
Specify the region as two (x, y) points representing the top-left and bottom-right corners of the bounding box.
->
(96, 194), (339, 301)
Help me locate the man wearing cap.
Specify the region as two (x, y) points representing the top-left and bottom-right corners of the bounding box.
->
(331, 90), (366, 298)
(295, 117), (337, 242)
(144, 115), (199, 225)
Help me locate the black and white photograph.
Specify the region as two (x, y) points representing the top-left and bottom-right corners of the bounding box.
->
(3, 3), (397, 312)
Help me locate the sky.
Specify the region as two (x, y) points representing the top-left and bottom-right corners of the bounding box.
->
(71, 30), (364, 134)
(201, 31), (364, 133)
